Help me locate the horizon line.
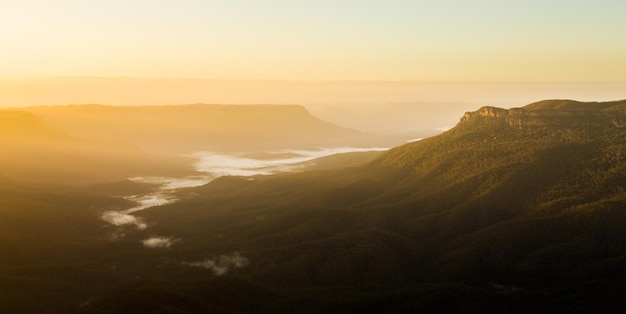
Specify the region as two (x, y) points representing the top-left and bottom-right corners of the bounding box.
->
(2, 75), (626, 85)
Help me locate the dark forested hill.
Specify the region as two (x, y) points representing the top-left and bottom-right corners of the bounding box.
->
(0, 178), (134, 313)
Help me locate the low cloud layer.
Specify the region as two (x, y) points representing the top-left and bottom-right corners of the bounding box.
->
(192, 147), (389, 176)
(101, 211), (147, 230)
(125, 192), (176, 213)
(142, 236), (180, 248)
(183, 252), (249, 276)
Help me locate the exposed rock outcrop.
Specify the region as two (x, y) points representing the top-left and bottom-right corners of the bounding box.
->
(460, 100), (626, 129)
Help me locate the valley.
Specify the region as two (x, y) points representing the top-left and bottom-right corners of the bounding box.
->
(4, 1), (625, 312)
(1, 100), (625, 313)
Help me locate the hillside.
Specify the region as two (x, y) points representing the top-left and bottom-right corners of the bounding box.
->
(1, 100), (625, 313)
(0, 178), (135, 313)
(21, 104), (401, 153)
(0, 110), (191, 184)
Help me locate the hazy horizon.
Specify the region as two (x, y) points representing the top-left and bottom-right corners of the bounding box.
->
(3, 0), (624, 131)
(3, 76), (624, 108)
(2, 0), (625, 81)
(3, 77), (624, 134)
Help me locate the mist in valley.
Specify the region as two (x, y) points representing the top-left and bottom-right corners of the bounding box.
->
(2, 0), (626, 312)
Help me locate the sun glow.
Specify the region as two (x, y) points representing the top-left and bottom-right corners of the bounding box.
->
(0, 0), (624, 82)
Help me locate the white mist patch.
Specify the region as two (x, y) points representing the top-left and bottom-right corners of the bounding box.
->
(101, 211), (147, 230)
(101, 191), (171, 230)
(125, 192), (176, 213)
(102, 147), (390, 233)
(191, 147), (390, 176)
(101, 179), (186, 229)
(142, 236), (180, 248)
(130, 175), (213, 190)
(183, 252), (249, 276)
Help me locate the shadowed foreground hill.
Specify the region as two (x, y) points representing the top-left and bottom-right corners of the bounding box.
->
(0, 177), (135, 313)
(0, 110), (192, 184)
(22, 104), (401, 153)
(78, 100), (626, 313)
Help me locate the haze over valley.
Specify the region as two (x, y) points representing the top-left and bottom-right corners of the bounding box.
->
(2, 1), (626, 313)
(3, 99), (626, 313)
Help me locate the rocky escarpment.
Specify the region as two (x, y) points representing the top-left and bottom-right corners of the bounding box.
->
(460, 100), (626, 129)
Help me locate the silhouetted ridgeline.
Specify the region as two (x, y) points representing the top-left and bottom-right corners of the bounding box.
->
(461, 99), (626, 129)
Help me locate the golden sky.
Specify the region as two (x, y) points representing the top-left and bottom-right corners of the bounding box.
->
(1, 0), (625, 82)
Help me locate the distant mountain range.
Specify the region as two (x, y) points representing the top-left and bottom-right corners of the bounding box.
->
(1, 100), (625, 313)
(21, 104), (402, 153)
(1, 104), (401, 184)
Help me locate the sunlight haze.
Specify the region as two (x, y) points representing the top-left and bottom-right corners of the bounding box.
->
(2, 1), (626, 312)
(2, 0), (625, 134)
(1, 0), (625, 81)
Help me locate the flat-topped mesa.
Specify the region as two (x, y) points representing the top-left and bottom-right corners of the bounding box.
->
(461, 101), (626, 129)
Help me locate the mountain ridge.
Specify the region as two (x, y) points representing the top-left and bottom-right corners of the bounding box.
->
(460, 99), (626, 129)
(20, 104), (402, 153)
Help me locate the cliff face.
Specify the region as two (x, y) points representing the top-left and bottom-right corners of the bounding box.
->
(460, 101), (626, 129)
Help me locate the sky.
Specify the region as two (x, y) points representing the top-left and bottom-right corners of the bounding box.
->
(2, 0), (626, 82)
